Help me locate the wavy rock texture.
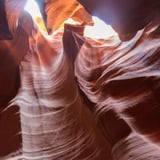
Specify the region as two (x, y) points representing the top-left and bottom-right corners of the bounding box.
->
(0, 2), (34, 156)
(7, 28), (112, 159)
(1, 0), (160, 159)
(75, 19), (160, 159)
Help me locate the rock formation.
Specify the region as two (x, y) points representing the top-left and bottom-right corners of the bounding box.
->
(0, 0), (160, 159)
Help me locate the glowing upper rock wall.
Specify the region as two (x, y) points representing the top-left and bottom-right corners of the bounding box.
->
(45, 0), (92, 32)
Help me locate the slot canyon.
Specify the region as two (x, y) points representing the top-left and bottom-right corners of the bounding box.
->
(0, 0), (160, 159)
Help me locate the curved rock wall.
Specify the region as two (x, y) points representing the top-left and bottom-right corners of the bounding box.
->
(0, 0), (160, 159)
